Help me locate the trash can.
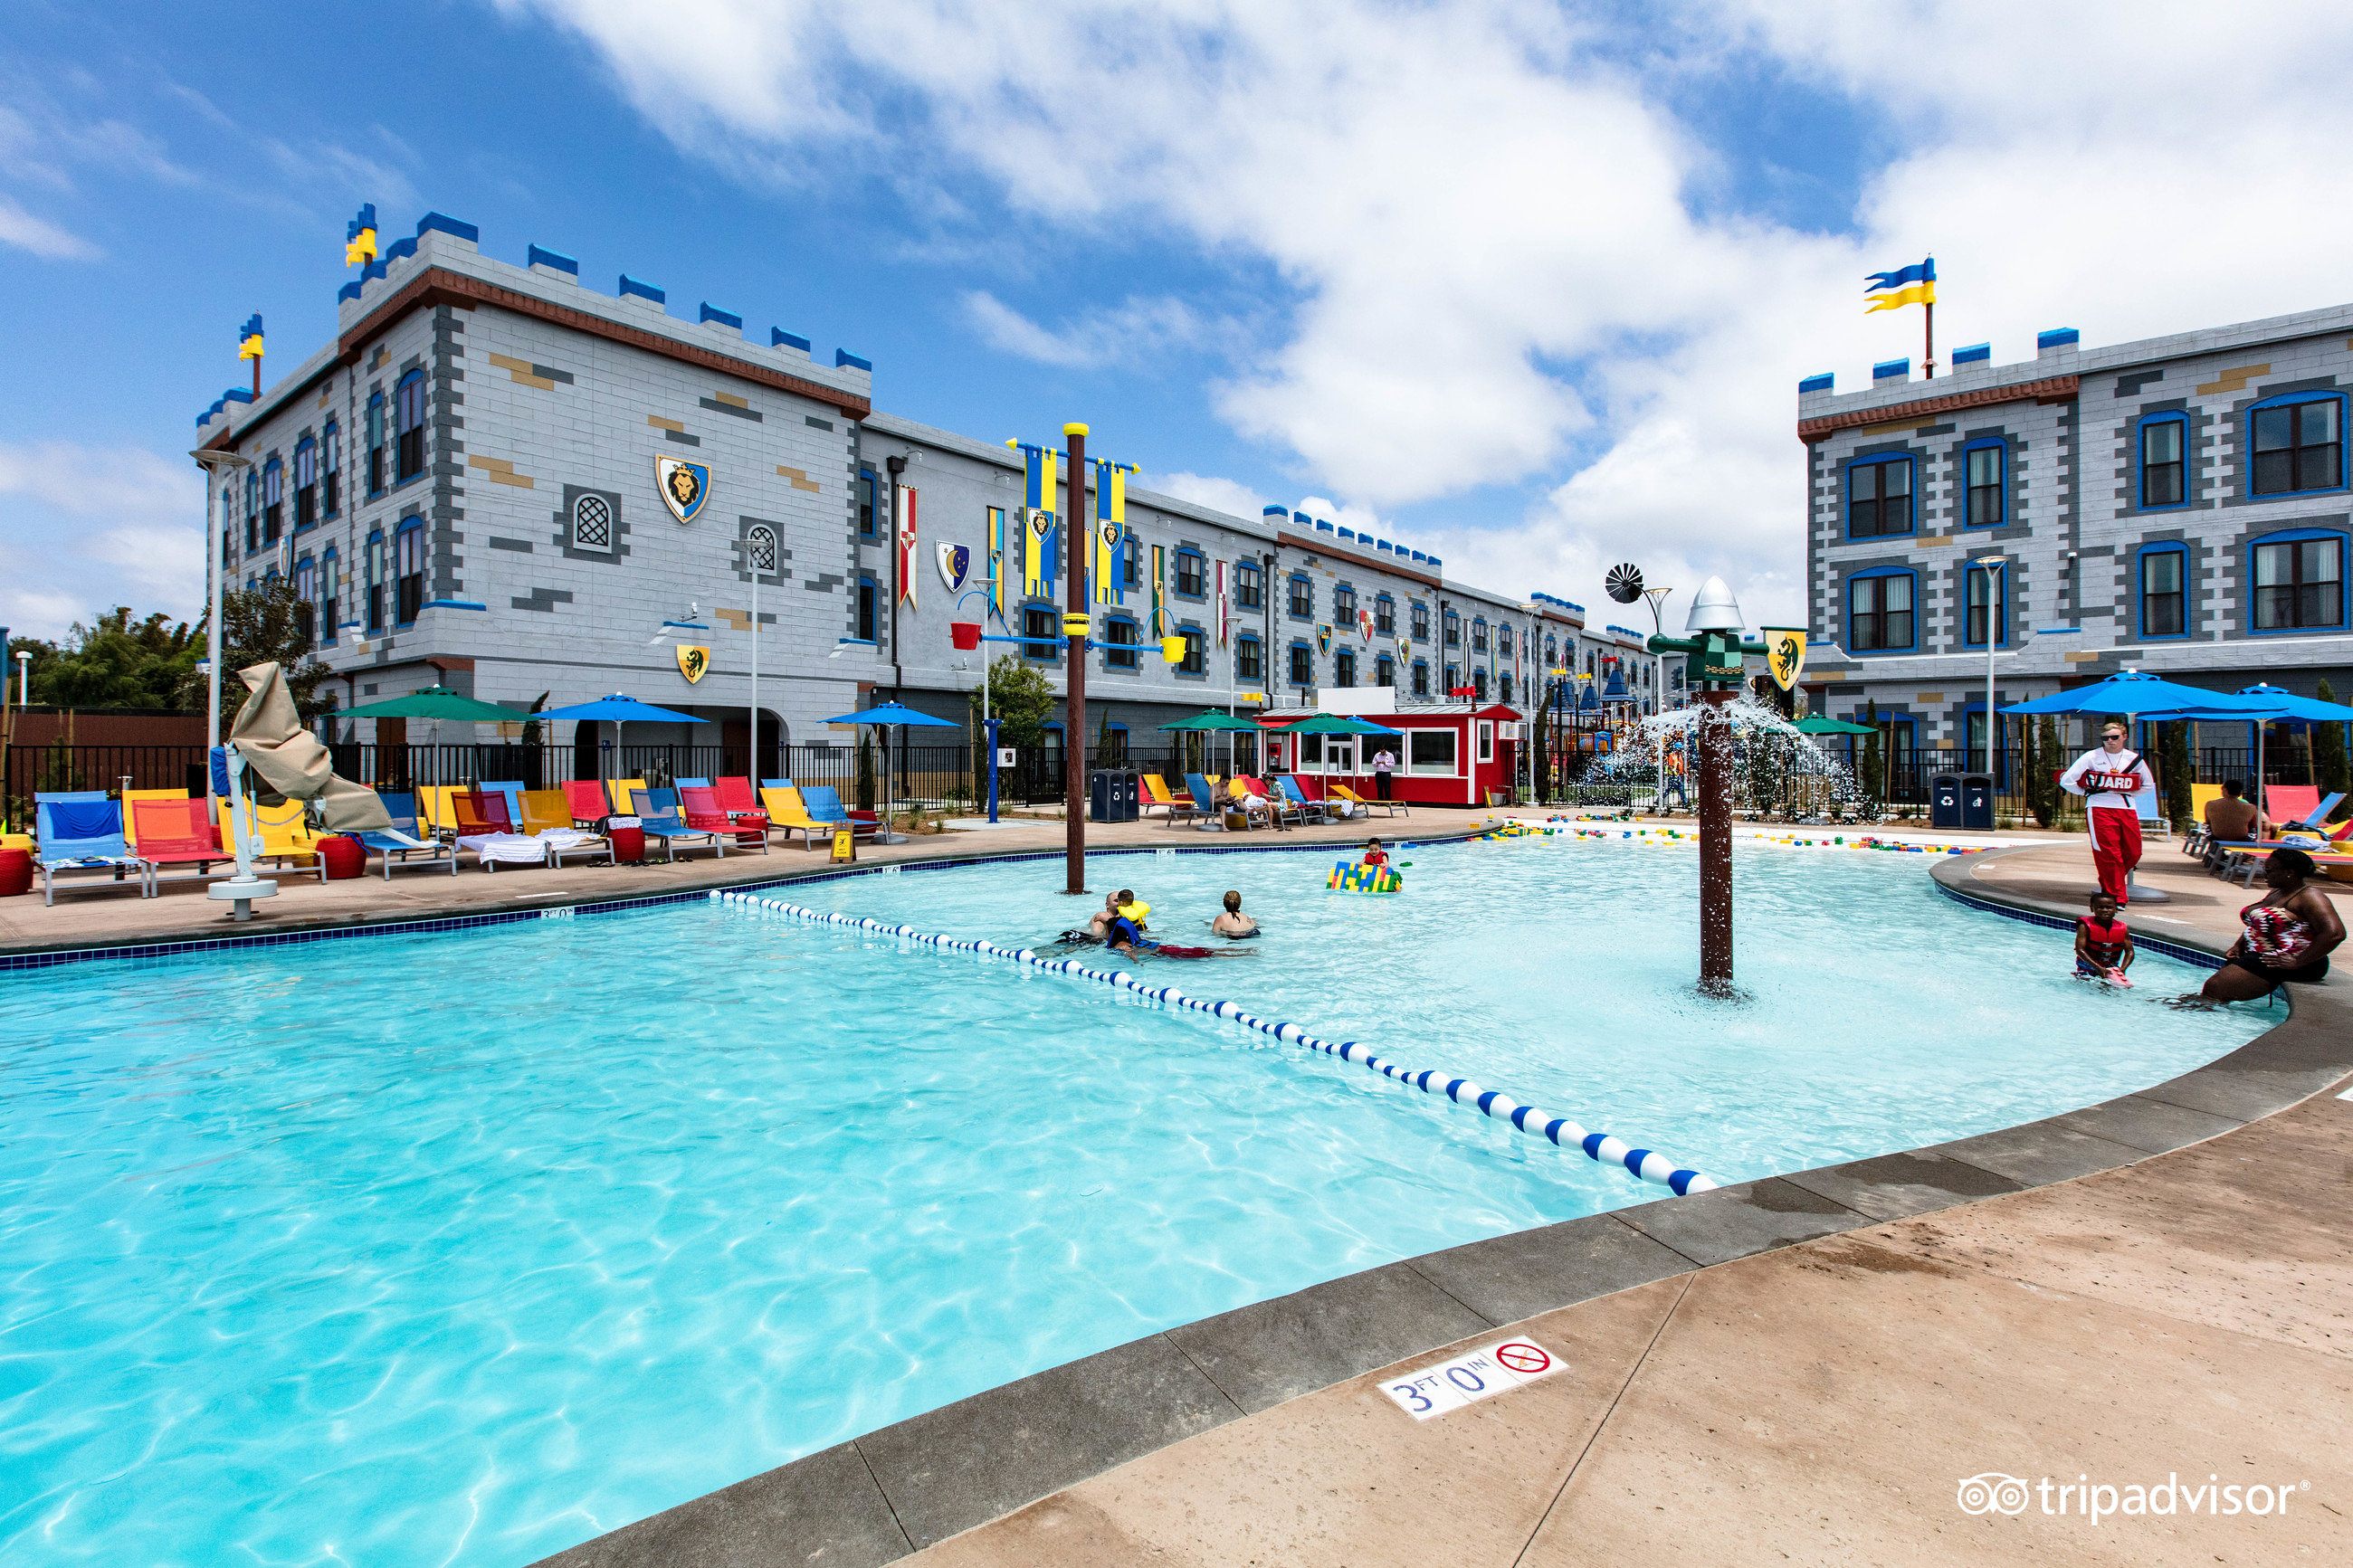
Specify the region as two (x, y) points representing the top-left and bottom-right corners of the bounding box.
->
(1929, 772), (1963, 829)
(1961, 773), (1996, 831)
(1089, 769), (1140, 822)
(319, 835), (367, 880)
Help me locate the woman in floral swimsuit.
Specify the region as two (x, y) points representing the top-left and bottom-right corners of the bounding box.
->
(2189, 848), (2345, 1003)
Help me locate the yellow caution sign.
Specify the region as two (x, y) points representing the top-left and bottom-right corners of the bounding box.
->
(832, 824), (855, 862)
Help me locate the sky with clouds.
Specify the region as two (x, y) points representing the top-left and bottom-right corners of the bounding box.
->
(5, 0), (2351, 645)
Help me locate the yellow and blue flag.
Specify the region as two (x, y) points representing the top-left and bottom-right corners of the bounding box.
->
(345, 204), (378, 267)
(1864, 256), (1934, 313)
(237, 314), (264, 360)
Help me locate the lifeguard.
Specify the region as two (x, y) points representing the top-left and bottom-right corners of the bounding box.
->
(2061, 722), (2158, 905)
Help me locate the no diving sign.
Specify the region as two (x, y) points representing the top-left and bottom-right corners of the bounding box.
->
(1382, 1339), (1558, 1421)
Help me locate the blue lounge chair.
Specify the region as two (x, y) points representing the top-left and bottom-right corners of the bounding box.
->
(1276, 774), (1332, 823)
(797, 785), (881, 839)
(1187, 773), (1257, 831)
(35, 793), (154, 906)
(479, 780), (528, 832)
(674, 776), (710, 789)
(628, 787), (727, 861)
(353, 791), (459, 879)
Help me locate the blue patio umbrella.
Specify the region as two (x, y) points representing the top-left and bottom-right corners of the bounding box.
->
(535, 693), (712, 782)
(2003, 672), (2303, 818)
(2230, 683), (2353, 724)
(824, 703), (959, 841)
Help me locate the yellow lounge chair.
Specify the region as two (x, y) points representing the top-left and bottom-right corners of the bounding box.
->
(1331, 783), (1406, 818)
(518, 789), (575, 834)
(758, 785), (832, 850)
(606, 776), (649, 815)
(214, 795), (326, 881)
(413, 785), (461, 840)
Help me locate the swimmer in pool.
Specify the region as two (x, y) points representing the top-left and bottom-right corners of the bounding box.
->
(1106, 911), (1252, 959)
(1360, 838), (1390, 869)
(1211, 890), (1259, 938)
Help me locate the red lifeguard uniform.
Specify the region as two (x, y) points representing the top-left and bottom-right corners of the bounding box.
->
(2061, 741), (2156, 904)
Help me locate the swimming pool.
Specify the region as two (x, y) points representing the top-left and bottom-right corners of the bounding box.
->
(0, 838), (2258, 1565)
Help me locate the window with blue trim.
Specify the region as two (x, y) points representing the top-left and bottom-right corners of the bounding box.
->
(1022, 602), (1061, 663)
(1288, 572), (1312, 618)
(243, 471), (258, 552)
(1236, 633), (1263, 682)
(1374, 593), (1395, 635)
(365, 529), (386, 632)
(857, 470), (877, 537)
(1445, 662), (1459, 692)
(2250, 394), (2342, 497)
(2139, 546), (2187, 637)
(1234, 562), (1262, 609)
(1376, 653), (1396, 687)
(395, 370), (427, 483)
(2251, 529), (2344, 631)
(1288, 641), (1313, 686)
(319, 546), (340, 644)
(293, 556), (318, 645)
(1411, 659), (1429, 697)
(1470, 617), (1488, 653)
(1410, 601), (1429, 641)
(1334, 648), (1356, 688)
(1472, 668), (1488, 699)
(1962, 441), (2004, 527)
(294, 438), (319, 531)
(1177, 626), (1204, 674)
(365, 394), (386, 494)
(1500, 673), (1513, 705)
(321, 422), (340, 516)
(858, 575), (879, 642)
(1123, 537), (1143, 592)
(1105, 615), (1138, 670)
(1847, 454), (1913, 537)
(1334, 582), (1356, 620)
(1174, 548), (1204, 598)
(1443, 609), (1460, 646)
(2139, 414), (2187, 508)
(1846, 568), (1915, 651)
(393, 521), (425, 625)
(262, 457), (283, 543)
(1963, 562), (2006, 647)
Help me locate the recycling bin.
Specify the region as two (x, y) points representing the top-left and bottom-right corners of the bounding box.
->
(1961, 773), (1996, 831)
(1929, 772), (1963, 829)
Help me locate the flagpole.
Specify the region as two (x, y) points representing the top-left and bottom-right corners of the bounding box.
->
(1924, 299), (1936, 379)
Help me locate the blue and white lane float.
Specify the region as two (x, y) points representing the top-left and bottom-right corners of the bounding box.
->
(710, 890), (1720, 1197)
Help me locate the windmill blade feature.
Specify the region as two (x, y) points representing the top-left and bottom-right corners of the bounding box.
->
(1605, 563), (1644, 603)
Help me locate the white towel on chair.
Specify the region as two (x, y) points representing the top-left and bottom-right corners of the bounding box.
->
(458, 833), (548, 865)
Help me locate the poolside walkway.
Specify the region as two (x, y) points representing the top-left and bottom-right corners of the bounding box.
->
(902, 1073), (2351, 1567)
(0, 805), (1470, 960)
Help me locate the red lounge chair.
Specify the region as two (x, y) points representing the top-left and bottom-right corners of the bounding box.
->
(682, 786), (768, 853)
(131, 797), (227, 882)
(564, 779), (614, 825)
(451, 791), (516, 835)
(710, 776), (775, 843)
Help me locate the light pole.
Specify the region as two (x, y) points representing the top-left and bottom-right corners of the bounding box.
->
(1973, 555), (2005, 781)
(189, 449), (252, 755)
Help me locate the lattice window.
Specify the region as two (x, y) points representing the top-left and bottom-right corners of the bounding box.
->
(747, 524), (776, 575)
(574, 493), (613, 552)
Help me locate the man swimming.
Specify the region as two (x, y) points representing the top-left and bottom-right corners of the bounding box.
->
(1211, 890), (1258, 937)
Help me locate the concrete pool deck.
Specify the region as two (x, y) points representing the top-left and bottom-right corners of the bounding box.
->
(532, 832), (2353, 1567)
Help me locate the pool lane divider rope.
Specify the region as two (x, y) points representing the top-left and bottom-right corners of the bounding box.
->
(710, 890), (1720, 1197)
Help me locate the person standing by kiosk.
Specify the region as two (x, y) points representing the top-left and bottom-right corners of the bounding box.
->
(1371, 745), (1396, 803)
(2061, 721), (2158, 906)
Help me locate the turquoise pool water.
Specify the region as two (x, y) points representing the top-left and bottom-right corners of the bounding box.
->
(0, 839), (2258, 1565)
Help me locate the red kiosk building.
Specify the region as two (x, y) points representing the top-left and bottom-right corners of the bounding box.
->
(1256, 691), (1521, 808)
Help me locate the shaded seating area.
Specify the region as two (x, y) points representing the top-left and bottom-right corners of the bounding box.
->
(2210, 791), (2349, 886)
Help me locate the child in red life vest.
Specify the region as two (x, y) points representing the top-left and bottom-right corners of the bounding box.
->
(1360, 838), (1390, 869)
(2074, 890), (2136, 985)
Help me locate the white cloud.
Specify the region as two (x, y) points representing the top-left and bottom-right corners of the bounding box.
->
(0, 442), (203, 638)
(500, 0), (2353, 627)
(963, 291), (1206, 369)
(0, 193), (100, 259)
(1145, 470), (1263, 521)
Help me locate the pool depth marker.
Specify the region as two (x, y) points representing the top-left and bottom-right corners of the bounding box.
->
(711, 891), (1720, 1196)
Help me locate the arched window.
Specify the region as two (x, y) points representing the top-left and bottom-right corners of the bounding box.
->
(261, 457), (283, 543)
(2138, 413), (2187, 509)
(1470, 616), (1488, 653)
(1443, 609), (1460, 647)
(293, 555), (318, 645)
(1334, 648), (1357, 688)
(1333, 582), (1356, 619)
(293, 437), (319, 531)
(1288, 572), (1312, 618)
(1411, 660), (1429, 697)
(1410, 601), (1429, 641)
(320, 422), (341, 516)
(1376, 653), (1396, 687)
(365, 393), (387, 493)
(1963, 559), (2007, 647)
(1288, 641), (1313, 686)
(573, 491), (613, 553)
(319, 545), (340, 643)
(395, 369), (427, 482)
(394, 519), (425, 624)
(746, 522), (777, 577)
(1236, 634), (1263, 683)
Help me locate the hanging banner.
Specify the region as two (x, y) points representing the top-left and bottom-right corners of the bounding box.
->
(1761, 626), (1807, 690)
(1093, 516), (1122, 605)
(986, 507), (1007, 621)
(893, 484), (918, 607)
